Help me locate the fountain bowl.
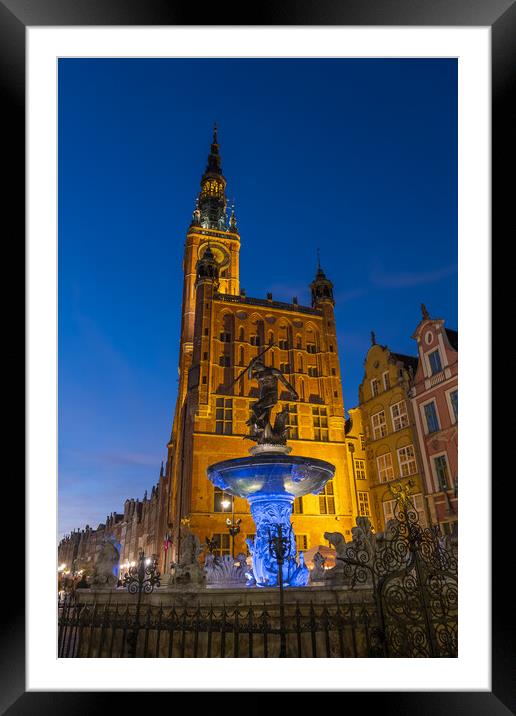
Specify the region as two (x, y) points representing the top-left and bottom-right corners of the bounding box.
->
(207, 452), (335, 499)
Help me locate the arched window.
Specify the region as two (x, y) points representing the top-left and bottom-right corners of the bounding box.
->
(268, 331), (274, 345)
(239, 326), (245, 342)
(239, 346), (245, 366)
(299, 379), (305, 402)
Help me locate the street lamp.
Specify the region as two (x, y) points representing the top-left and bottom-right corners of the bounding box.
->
(225, 516), (242, 559)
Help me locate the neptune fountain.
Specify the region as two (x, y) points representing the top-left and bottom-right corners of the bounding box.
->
(207, 349), (335, 588)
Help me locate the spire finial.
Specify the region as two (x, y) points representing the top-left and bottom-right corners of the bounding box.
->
(421, 303), (429, 319)
(213, 122), (218, 144)
(371, 330), (376, 345)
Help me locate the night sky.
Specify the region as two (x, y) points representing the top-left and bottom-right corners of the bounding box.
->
(58, 58), (457, 539)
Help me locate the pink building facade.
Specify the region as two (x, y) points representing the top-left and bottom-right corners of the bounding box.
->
(410, 306), (458, 534)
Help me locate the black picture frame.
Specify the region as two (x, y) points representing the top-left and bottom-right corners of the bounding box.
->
(4, 0), (509, 712)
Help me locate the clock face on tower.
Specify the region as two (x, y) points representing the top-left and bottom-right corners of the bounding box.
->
(199, 243), (229, 269)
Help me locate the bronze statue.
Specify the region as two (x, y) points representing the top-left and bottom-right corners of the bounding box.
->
(245, 357), (299, 444)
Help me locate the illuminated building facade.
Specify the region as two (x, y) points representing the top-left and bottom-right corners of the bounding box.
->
(409, 305), (458, 533)
(166, 128), (355, 562)
(357, 335), (428, 532)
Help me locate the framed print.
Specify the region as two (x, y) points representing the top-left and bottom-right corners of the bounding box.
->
(3, 0), (511, 711)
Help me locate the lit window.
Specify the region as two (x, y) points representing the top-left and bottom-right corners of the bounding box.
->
(358, 491), (371, 516)
(377, 452), (394, 483)
(391, 400), (409, 431)
(312, 407), (329, 441)
(383, 371), (390, 391)
(212, 533), (231, 557)
(371, 410), (387, 440)
(383, 499), (396, 525)
(214, 487), (233, 512)
(296, 534), (308, 551)
(355, 459), (366, 479)
(424, 402), (440, 434)
(319, 480), (335, 514)
(397, 445), (417, 477)
(308, 366), (318, 377)
(434, 455), (450, 491)
(371, 378), (381, 397)
(283, 404), (299, 439)
(215, 397), (233, 434)
(360, 434), (366, 451)
(293, 496), (303, 514)
(428, 349), (442, 375)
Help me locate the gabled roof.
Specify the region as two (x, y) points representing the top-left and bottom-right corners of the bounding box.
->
(389, 352), (419, 375)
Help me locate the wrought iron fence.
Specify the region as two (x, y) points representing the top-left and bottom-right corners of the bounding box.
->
(58, 600), (382, 658)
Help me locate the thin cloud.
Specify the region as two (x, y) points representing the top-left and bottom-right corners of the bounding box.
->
(370, 264), (457, 289)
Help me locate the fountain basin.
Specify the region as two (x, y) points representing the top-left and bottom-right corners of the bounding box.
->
(207, 454), (335, 499)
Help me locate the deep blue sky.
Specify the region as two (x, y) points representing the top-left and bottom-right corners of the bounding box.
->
(58, 58), (457, 539)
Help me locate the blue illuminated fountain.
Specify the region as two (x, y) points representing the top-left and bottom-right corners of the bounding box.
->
(208, 447), (334, 587)
(207, 347), (335, 588)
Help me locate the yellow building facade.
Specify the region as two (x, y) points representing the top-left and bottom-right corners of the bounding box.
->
(166, 129), (356, 562)
(358, 338), (429, 532)
(344, 407), (376, 532)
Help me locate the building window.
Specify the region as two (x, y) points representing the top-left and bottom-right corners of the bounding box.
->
(283, 403), (298, 439)
(354, 459), (366, 479)
(293, 496), (303, 514)
(219, 355), (231, 367)
(377, 452), (394, 483)
(204, 328), (209, 336)
(434, 455), (450, 491)
(382, 371), (390, 391)
(428, 349), (443, 375)
(319, 480), (335, 514)
(239, 347), (245, 365)
(449, 389), (458, 422)
(331, 368), (336, 376)
(397, 445), (417, 477)
(239, 327), (245, 342)
(358, 491), (371, 516)
(360, 434), (366, 450)
(296, 534), (308, 551)
(212, 533), (231, 557)
(391, 400), (409, 431)
(215, 397), (233, 434)
(371, 410), (387, 440)
(312, 406), (329, 441)
(279, 362), (290, 374)
(268, 331), (274, 345)
(383, 498), (396, 525)
(214, 487), (233, 512)
(220, 331), (231, 342)
(329, 344), (334, 352)
(371, 378), (381, 397)
(278, 339), (289, 350)
(308, 366), (318, 377)
(411, 493), (428, 527)
(250, 335), (260, 346)
(424, 401), (440, 434)
(306, 343), (316, 354)
(202, 376), (207, 384)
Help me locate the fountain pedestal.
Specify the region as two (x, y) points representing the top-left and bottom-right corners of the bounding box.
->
(207, 445), (335, 588)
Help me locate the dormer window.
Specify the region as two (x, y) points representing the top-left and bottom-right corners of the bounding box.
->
(428, 349), (443, 375)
